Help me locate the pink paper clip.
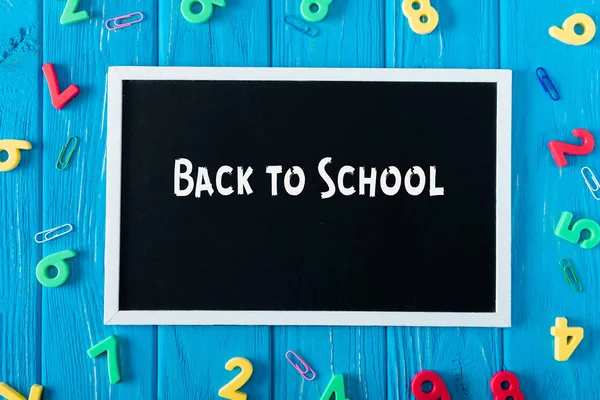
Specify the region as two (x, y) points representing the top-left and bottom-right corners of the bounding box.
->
(285, 350), (316, 381)
(105, 12), (144, 31)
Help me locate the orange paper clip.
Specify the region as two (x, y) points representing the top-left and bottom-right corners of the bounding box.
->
(285, 350), (316, 381)
(105, 12), (144, 31)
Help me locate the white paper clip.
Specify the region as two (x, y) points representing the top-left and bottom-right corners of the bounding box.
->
(34, 224), (73, 243)
(581, 167), (600, 200)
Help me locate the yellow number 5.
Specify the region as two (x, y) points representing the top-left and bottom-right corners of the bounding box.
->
(218, 357), (253, 400)
(402, 0), (439, 35)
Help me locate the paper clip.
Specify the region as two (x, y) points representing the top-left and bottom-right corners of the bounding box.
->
(559, 258), (582, 293)
(536, 67), (560, 101)
(56, 136), (78, 171)
(283, 16), (318, 38)
(34, 224), (73, 244)
(105, 12), (144, 31)
(285, 350), (316, 381)
(581, 166), (600, 200)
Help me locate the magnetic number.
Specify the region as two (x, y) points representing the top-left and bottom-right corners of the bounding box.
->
(554, 211), (600, 249)
(60, 0), (90, 26)
(300, 0), (333, 23)
(490, 371), (524, 400)
(181, 0), (226, 24)
(218, 357), (253, 400)
(410, 370), (450, 400)
(402, 0), (439, 35)
(551, 317), (584, 361)
(320, 374), (349, 400)
(0, 383), (43, 400)
(548, 128), (595, 167)
(549, 14), (596, 46)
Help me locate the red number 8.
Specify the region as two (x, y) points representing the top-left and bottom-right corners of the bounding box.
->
(411, 370), (451, 400)
(490, 371), (524, 400)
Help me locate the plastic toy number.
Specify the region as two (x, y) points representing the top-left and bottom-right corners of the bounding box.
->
(411, 370), (450, 400)
(551, 317), (584, 361)
(554, 211), (600, 249)
(60, 0), (90, 25)
(320, 374), (349, 400)
(548, 128), (595, 167)
(402, 0), (439, 35)
(300, 0), (333, 23)
(218, 357), (253, 400)
(490, 371), (524, 400)
(549, 13), (596, 46)
(0, 140), (32, 172)
(181, 0), (226, 23)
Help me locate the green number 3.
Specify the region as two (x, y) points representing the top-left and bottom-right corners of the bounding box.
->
(181, 0), (226, 24)
(301, 0), (333, 22)
(555, 211), (600, 249)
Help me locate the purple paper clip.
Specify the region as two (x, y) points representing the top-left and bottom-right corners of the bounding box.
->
(285, 350), (316, 381)
(105, 12), (144, 31)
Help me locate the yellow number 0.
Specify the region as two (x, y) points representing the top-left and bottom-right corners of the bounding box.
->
(402, 0), (439, 35)
(218, 357), (253, 400)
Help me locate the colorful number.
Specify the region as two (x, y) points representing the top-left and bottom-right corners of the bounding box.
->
(0, 383), (43, 400)
(181, 0), (226, 24)
(548, 128), (594, 167)
(549, 13), (596, 46)
(35, 249), (77, 288)
(554, 211), (600, 249)
(0, 140), (32, 172)
(218, 357), (253, 400)
(300, 0), (333, 23)
(490, 371), (524, 400)
(60, 0), (89, 25)
(551, 317), (584, 361)
(87, 335), (121, 384)
(320, 374), (349, 400)
(402, 0), (439, 35)
(410, 371), (450, 400)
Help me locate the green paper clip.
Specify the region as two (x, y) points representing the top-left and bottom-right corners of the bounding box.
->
(56, 136), (78, 171)
(559, 258), (582, 293)
(88, 335), (121, 384)
(36, 249), (76, 288)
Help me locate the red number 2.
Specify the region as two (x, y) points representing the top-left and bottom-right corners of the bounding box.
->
(490, 371), (524, 400)
(548, 128), (595, 167)
(411, 370), (451, 400)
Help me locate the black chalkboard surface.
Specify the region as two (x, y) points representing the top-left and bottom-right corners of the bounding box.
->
(105, 68), (511, 327)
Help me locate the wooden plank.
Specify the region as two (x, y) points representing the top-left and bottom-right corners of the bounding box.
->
(0, 0), (41, 393)
(156, 2), (271, 399)
(271, 2), (387, 399)
(501, 1), (600, 398)
(385, 0), (502, 398)
(41, 0), (157, 397)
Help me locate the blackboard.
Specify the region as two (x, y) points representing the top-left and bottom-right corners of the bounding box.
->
(105, 68), (512, 327)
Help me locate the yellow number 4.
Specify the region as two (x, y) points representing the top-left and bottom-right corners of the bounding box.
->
(551, 317), (584, 361)
(0, 383), (43, 400)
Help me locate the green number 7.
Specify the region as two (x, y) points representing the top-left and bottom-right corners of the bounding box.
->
(555, 211), (600, 249)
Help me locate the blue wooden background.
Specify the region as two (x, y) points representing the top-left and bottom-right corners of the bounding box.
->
(0, 0), (598, 398)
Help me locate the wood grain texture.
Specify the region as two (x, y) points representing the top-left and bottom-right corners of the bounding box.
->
(501, 1), (600, 398)
(156, 1), (271, 399)
(41, 0), (157, 398)
(0, 0), (41, 394)
(271, 1), (387, 399)
(385, 0), (502, 398)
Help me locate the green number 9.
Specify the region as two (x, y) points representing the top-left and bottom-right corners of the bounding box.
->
(301, 0), (333, 22)
(181, 0), (226, 24)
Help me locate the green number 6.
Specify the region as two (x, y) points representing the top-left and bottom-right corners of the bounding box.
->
(555, 211), (600, 249)
(301, 0), (333, 22)
(181, 0), (226, 24)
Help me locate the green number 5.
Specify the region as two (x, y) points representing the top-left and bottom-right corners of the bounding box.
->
(555, 211), (600, 249)
(181, 0), (226, 24)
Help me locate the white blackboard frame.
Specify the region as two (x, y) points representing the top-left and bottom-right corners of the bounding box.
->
(106, 67), (512, 327)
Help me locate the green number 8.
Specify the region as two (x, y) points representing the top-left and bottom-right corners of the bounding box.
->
(181, 0), (226, 24)
(301, 0), (333, 22)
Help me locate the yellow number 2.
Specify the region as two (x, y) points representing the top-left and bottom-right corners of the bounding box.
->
(402, 0), (439, 35)
(218, 357), (254, 400)
(551, 317), (584, 361)
(549, 13), (596, 46)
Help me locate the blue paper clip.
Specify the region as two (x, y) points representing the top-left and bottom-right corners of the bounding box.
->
(283, 16), (318, 38)
(285, 350), (316, 381)
(536, 68), (560, 101)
